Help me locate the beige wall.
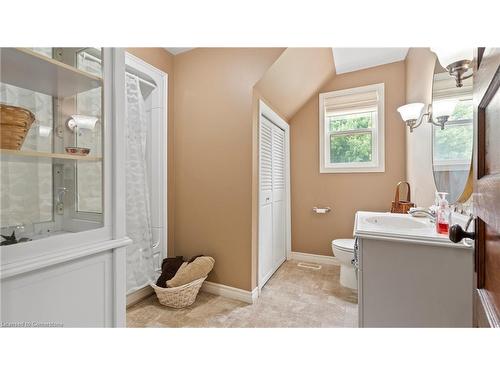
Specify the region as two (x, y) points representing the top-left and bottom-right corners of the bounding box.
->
(172, 48), (284, 291)
(255, 48), (335, 120)
(125, 48), (422, 289)
(405, 48), (437, 207)
(289, 61), (407, 256)
(126, 48), (176, 254)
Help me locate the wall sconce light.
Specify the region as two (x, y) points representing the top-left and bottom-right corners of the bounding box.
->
(431, 48), (473, 88)
(397, 103), (425, 132)
(432, 99), (458, 127)
(397, 100), (457, 132)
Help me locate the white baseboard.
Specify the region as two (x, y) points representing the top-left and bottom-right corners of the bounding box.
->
(290, 251), (340, 266)
(126, 285), (154, 307)
(201, 281), (258, 304)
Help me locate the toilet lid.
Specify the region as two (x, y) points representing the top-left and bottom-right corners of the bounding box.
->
(332, 238), (355, 252)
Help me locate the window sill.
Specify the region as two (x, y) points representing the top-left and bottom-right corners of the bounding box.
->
(320, 164), (385, 174)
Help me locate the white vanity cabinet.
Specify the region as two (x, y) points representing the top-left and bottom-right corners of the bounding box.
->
(0, 48), (129, 327)
(354, 211), (474, 328)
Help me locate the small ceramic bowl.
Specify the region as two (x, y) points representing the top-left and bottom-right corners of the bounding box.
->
(65, 147), (90, 156)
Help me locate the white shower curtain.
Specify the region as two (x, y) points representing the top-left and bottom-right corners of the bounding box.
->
(125, 75), (155, 292)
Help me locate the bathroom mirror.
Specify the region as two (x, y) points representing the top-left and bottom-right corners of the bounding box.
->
(431, 61), (473, 204)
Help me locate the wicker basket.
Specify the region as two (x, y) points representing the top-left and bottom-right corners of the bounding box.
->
(151, 276), (207, 308)
(0, 104), (36, 150)
(391, 181), (416, 214)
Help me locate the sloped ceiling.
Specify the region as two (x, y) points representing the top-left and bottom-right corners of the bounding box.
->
(164, 48), (194, 55)
(255, 48), (335, 120)
(332, 48), (409, 74)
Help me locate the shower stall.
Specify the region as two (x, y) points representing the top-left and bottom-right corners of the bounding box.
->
(124, 53), (167, 299)
(0, 48), (165, 325)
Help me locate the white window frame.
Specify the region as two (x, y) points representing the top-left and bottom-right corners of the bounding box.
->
(319, 83), (385, 173)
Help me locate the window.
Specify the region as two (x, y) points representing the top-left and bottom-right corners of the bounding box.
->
(319, 83), (385, 173)
(432, 97), (473, 170)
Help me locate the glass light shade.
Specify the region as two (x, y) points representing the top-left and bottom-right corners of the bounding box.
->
(431, 48), (473, 68)
(397, 103), (425, 121)
(433, 99), (458, 118)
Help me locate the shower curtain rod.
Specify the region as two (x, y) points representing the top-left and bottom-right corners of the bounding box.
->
(125, 72), (157, 89)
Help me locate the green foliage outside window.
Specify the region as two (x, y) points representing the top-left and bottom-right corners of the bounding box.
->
(450, 100), (473, 121)
(434, 125), (473, 161)
(434, 99), (473, 162)
(330, 133), (372, 163)
(329, 112), (373, 163)
(329, 112), (372, 131)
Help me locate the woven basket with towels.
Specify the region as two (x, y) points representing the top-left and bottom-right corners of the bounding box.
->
(152, 256), (215, 308)
(151, 277), (207, 309)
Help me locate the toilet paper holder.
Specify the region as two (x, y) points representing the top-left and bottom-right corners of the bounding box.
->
(66, 115), (99, 133)
(312, 207), (331, 214)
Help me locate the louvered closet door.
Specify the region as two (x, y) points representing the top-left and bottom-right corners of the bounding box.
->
(259, 115), (287, 287)
(259, 117), (274, 286)
(272, 124), (286, 267)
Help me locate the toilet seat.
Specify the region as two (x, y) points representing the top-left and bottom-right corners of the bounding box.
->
(332, 239), (355, 253)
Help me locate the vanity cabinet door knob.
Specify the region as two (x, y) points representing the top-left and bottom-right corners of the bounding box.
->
(449, 224), (475, 243)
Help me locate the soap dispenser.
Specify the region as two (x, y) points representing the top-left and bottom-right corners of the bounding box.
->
(436, 192), (450, 235)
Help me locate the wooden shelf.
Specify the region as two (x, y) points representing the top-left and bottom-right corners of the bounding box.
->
(0, 48), (102, 97)
(0, 149), (102, 161)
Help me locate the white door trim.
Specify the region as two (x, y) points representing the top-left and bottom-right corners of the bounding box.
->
(258, 100), (291, 292)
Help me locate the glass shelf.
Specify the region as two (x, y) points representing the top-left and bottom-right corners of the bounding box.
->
(1, 47), (105, 245)
(0, 149), (102, 161)
(0, 48), (102, 98)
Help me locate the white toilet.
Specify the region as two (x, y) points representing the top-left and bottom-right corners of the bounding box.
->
(332, 239), (357, 290)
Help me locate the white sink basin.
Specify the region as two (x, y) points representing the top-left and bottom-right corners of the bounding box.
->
(364, 215), (431, 230)
(354, 211), (471, 248)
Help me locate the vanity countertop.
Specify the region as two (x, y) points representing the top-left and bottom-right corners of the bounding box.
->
(354, 211), (473, 249)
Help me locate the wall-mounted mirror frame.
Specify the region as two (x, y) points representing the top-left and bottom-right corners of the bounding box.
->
(431, 60), (473, 204)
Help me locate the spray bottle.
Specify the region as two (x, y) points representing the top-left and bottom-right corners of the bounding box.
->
(436, 192), (450, 235)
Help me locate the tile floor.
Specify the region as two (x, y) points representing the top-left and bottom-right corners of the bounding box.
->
(127, 260), (358, 328)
